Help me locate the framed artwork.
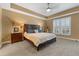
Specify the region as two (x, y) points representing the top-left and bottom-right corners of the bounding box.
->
(13, 26), (20, 33)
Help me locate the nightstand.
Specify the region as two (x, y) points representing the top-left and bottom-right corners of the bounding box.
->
(11, 33), (23, 43)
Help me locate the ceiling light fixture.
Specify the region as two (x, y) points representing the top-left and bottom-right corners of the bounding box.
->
(46, 3), (51, 12)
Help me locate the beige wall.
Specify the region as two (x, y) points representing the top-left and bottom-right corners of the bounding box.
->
(44, 20), (53, 33)
(3, 9), (44, 25)
(46, 13), (79, 39)
(5, 9), (45, 33)
(2, 9), (13, 42)
(0, 8), (2, 45)
(64, 13), (79, 39)
(1, 9), (44, 42)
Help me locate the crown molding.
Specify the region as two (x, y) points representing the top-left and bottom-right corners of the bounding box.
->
(49, 11), (79, 20)
(11, 3), (47, 20)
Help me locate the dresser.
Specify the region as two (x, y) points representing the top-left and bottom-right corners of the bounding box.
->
(11, 33), (23, 43)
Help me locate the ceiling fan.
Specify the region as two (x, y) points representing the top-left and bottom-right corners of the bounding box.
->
(46, 3), (51, 12)
(46, 3), (57, 12)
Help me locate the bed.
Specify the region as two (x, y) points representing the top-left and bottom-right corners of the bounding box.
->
(23, 24), (56, 51)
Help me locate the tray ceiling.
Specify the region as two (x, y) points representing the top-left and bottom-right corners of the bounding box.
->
(15, 3), (79, 16)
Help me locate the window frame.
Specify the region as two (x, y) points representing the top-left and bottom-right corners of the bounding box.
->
(53, 16), (71, 35)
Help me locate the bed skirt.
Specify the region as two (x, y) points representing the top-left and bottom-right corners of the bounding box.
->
(24, 37), (56, 51)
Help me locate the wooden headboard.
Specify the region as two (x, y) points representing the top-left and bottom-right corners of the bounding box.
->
(24, 24), (41, 33)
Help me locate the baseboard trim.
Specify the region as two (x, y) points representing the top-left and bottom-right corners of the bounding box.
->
(2, 41), (11, 45)
(0, 41), (11, 49)
(58, 36), (79, 41)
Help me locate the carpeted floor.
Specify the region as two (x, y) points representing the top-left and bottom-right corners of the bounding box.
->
(0, 38), (79, 56)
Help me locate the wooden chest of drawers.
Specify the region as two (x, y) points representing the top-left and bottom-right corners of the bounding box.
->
(11, 33), (22, 43)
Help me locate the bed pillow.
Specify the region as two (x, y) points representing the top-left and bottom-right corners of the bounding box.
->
(34, 29), (39, 33)
(24, 32), (27, 35)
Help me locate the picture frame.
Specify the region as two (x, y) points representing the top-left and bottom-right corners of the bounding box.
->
(13, 26), (20, 33)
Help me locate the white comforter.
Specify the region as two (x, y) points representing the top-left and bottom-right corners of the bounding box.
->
(24, 32), (56, 47)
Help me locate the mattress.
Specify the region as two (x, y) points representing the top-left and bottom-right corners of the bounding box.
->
(24, 32), (56, 47)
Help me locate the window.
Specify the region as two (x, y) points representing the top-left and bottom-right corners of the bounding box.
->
(53, 16), (71, 35)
